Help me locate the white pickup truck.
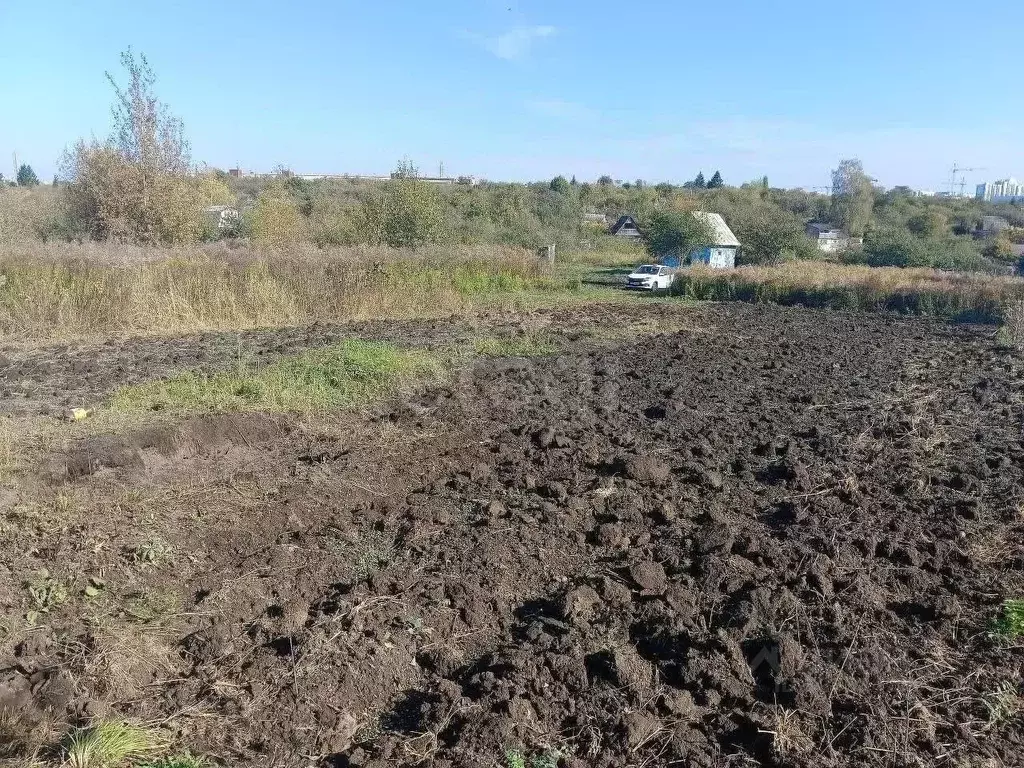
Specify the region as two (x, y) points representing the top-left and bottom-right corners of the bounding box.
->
(625, 264), (675, 291)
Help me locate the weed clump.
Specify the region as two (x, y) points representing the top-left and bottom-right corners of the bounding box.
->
(25, 569), (68, 624)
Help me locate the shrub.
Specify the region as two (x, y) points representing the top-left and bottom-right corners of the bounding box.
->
(0, 187), (66, 243)
(862, 228), (927, 267)
(248, 190), (306, 246)
(308, 195), (360, 246)
(362, 176), (450, 248)
(984, 236), (1016, 263)
(734, 206), (807, 265)
(58, 49), (232, 245)
(906, 209), (949, 238)
(644, 210), (711, 259)
(62, 145), (231, 243)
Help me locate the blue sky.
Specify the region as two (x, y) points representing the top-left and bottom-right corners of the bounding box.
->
(1, 0), (1022, 190)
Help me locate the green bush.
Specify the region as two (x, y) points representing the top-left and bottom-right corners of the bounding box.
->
(361, 177), (450, 247)
(862, 228), (928, 267)
(644, 210), (711, 259)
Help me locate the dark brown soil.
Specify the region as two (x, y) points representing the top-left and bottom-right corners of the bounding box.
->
(0, 302), (674, 416)
(1, 303), (1023, 768)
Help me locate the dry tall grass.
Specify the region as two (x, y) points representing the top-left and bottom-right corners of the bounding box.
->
(999, 299), (1024, 347)
(671, 262), (1024, 322)
(0, 187), (59, 244)
(0, 243), (557, 340)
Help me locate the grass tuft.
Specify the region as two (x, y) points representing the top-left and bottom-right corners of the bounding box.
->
(0, 705), (54, 760)
(64, 722), (162, 768)
(992, 599), (1024, 638)
(983, 681), (1020, 727)
(108, 340), (443, 414)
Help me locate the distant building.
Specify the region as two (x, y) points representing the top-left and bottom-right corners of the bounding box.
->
(660, 212), (740, 269)
(976, 178), (1023, 203)
(203, 205), (239, 230)
(806, 222), (861, 253)
(688, 212), (740, 268)
(582, 212), (609, 226)
(609, 215), (643, 239)
(980, 215), (1011, 236)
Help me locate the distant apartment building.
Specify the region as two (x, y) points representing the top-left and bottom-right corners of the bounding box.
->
(976, 177), (1023, 203)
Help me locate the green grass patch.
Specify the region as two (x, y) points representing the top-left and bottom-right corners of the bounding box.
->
(64, 722), (162, 768)
(992, 599), (1024, 638)
(109, 339), (443, 414)
(473, 333), (558, 357)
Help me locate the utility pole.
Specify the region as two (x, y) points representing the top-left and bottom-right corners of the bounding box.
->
(12, 152), (17, 180)
(439, 161), (444, 179)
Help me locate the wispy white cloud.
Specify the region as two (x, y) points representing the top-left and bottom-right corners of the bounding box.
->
(466, 25), (556, 61)
(525, 98), (596, 121)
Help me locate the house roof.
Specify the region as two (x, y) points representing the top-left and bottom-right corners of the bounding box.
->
(806, 222), (842, 236)
(694, 211), (740, 247)
(610, 214), (641, 234)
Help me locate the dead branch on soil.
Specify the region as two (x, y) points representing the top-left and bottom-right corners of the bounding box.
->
(399, 701), (475, 765)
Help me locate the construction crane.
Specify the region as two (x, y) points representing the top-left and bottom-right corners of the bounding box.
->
(949, 164), (986, 197)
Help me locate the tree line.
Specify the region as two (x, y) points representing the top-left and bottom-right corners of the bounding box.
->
(5, 50), (1023, 275)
